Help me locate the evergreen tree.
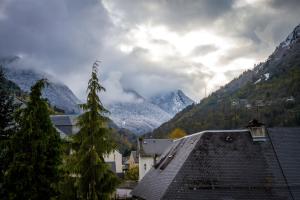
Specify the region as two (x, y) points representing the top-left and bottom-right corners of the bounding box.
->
(0, 66), (16, 139)
(72, 61), (119, 200)
(0, 66), (17, 195)
(3, 79), (62, 200)
(57, 139), (79, 200)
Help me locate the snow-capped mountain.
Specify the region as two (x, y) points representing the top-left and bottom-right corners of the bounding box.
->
(4, 65), (82, 114)
(107, 101), (171, 135)
(250, 23), (300, 85)
(152, 23), (300, 138)
(107, 89), (193, 135)
(280, 24), (300, 48)
(214, 23), (300, 96)
(150, 90), (194, 115)
(1, 57), (194, 134)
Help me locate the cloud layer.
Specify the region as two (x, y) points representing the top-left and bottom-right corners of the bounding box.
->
(0, 0), (299, 103)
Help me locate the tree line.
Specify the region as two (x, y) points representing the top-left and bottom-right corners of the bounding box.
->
(152, 65), (300, 138)
(0, 61), (119, 200)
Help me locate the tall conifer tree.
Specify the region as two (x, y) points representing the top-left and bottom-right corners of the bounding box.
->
(0, 66), (17, 195)
(3, 79), (62, 200)
(73, 61), (119, 200)
(0, 66), (16, 139)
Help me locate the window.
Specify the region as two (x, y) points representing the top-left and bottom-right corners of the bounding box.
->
(159, 139), (185, 170)
(249, 126), (267, 141)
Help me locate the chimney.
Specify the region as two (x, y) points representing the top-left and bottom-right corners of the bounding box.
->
(247, 119), (267, 142)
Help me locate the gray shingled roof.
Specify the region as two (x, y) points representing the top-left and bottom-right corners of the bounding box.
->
(50, 115), (78, 135)
(132, 128), (300, 200)
(54, 127), (67, 138)
(139, 139), (173, 157)
(268, 127), (300, 200)
(50, 115), (78, 126)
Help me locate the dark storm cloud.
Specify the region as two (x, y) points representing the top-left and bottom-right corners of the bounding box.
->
(105, 0), (300, 65)
(217, 44), (258, 66)
(0, 0), (111, 74)
(98, 45), (212, 100)
(104, 0), (234, 31)
(210, 1), (300, 67)
(270, 0), (300, 9)
(224, 69), (245, 81)
(1, 0), (300, 101)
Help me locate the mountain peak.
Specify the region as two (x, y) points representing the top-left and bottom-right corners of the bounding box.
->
(0, 56), (20, 66)
(123, 88), (145, 102)
(172, 89), (184, 96)
(152, 23), (300, 138)
(150, 90), (194, 115)
(107, 89), (194, 135)
(4, 65), (82, 114)
(280, 23), (300, 48)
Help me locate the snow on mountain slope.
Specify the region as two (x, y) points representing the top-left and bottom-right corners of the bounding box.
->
(250, 23), (300, 85)
(281, 24), (300, 48)
(4, 66), (82, 114)
(151, 23), (300, 138)
(215, 23), (300, 96)
(150, 90), (194, 115)
(106, 89), (193, 135)
(107, 101), (171, 135)
(1, 57), (194, 134)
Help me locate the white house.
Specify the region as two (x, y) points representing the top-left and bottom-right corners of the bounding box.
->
(138, 138), (173, 181)
(51, 114), (123, 175)
(125, 151), (139, 169)
(104, 149), (123, 174)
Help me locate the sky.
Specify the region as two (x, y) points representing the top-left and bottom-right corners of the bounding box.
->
(0, 0), (299, 103)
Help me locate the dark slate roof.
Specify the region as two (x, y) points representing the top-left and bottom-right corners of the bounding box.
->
(50, 115), (78, 126)
(132, 128), (300, 200)
(50, 115), (78, 135)
(54, 127), (67, 138)
(139, 139), (173, 157)
(268, 127), (300, 200)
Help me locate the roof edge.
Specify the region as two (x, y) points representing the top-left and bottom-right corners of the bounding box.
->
(175, 129), (250, 141)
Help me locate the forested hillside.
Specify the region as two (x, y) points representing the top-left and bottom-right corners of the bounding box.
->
(0, 66), (137, 155)
(151, 24), (300, 138)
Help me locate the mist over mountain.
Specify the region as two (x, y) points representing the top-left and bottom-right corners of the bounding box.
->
(1, 58), (194, 134)
(150, 90), (194, 116)
(2, 59), (82, 114)
(107, 89), (194, 135)
(151, 23), (300, 138)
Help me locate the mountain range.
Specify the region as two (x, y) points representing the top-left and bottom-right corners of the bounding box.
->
(1, 58), (194, 135)
(107, 89), (194, 135)
(2, 58), (82, 114)
(151, 24), (300, 138)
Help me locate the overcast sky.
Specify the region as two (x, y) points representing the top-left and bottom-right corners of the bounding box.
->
(0, 0), (299, 103)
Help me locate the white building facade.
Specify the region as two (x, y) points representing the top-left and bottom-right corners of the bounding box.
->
(138, 139), (173, 181)
(104, 150), (123, 174)
(51, 115), (123, 174)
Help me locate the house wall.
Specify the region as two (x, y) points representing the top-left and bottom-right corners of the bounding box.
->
(127, 159), (138, 169)
(127, 153), (138, 169)
(139, 155), (160, 181)
(104, 150), (123, 173)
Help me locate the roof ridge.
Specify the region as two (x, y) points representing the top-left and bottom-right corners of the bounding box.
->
(175, 129), (249, 141)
